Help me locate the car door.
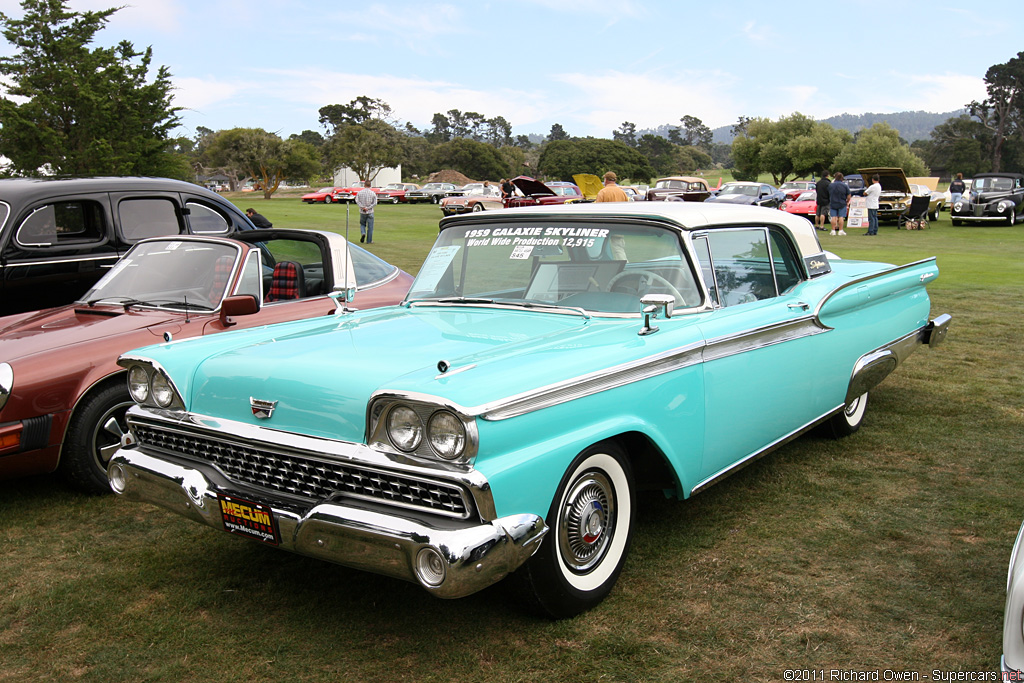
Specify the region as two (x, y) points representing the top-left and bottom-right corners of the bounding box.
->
(0, 192), (118, 313)
(690, 226), (827, 487)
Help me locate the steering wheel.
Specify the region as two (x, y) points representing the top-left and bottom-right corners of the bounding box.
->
(608, 270), (684, 303)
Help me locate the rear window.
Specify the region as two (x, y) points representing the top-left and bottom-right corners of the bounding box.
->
(186, 201), (233, 234)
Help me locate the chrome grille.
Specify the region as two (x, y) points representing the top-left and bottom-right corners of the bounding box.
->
(132, 423), (471, 519)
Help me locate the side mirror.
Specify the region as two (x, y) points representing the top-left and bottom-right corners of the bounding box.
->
(219, 294), (259, 327)
(638, 293), (675, 336)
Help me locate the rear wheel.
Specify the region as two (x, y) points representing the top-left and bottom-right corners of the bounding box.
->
(827, 392), (868, 438)
(58, 382), (133, 494)
(517, 442), (634, 619)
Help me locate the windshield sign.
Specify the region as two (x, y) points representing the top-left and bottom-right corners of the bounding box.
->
(407, 222), (701, 313)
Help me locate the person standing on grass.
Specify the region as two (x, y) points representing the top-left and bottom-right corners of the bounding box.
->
(355, 180), (377, 244)
(949, 173), (966, 204)
(829, 172), (851, 236)
(595, 171), (629, 202)
(863, 174), (881, 236)
(815, 171), (831, 230)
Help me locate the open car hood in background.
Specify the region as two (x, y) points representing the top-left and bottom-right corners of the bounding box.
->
(907, 176), (940, 192)
(572, 174), (603, 200)
(858, 167), (911, 194)
(511, 176), (555, 197)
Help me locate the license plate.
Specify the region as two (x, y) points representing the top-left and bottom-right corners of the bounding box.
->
(218, 494), (280, 545)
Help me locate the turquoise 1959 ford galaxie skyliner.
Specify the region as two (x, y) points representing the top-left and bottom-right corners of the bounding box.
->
(107, 202), (950, 618)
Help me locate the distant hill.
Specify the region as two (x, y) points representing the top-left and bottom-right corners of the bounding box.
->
(710, 109), (968, 144)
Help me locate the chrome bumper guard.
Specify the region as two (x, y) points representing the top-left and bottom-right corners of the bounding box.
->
(846, 314), (951, 403)
(108, 449), (547, 599)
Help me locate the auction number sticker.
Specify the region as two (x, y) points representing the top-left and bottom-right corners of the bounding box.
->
(218, 494), (280, 545)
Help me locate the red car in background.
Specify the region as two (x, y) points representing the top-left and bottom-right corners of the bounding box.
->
(779, 180), (817, 200)
(505, 176), (586, 208)
(375, 183), (420, 204)
(781, 190), (818, 222)
(301, 187), (345, 204)
(0, 229), (413, 494)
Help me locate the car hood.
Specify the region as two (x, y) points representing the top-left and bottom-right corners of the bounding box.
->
(858, 167), (911, 194)
(572, 174), (603, 200)
(0, 305), (183, 361)
(132, 306), (703, 444)
(511, 176), (555, 197)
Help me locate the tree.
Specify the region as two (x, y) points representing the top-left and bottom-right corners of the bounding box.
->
(831, 123), (928, 177)
(547, 123), (570, 142)
(432, 138), (508, 180)
(318, 97), (394, 136)
(969, 51), (1024, 173)
(613, 122), (637, 147)
(731, 113), (851, 184)
(676, 115), (712, 150)
(289, 130), (326, 148)
(204, 128), (319, 198)
(917, 114), (992, 177)
(0, 0), (182, 176)
(537, 139), (655, 182)
(323, 118), (404, 184)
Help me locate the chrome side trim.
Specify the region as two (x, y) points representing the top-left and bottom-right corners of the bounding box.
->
(474, 341), (706, 421)
(702, 315), (825, 362)
(2, 253), (119, 268)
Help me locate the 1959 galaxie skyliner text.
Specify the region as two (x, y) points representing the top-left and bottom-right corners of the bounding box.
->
(108, 202), (949, 618)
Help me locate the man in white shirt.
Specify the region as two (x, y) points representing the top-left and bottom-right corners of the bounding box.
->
(355, 180), (378, 243)
(864, 174), (881, 236)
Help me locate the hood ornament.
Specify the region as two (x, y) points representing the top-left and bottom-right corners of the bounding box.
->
(250, 397), (278, 419)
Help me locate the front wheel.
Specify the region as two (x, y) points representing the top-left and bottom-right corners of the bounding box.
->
(323, 195), (333, 204)
(517, 442), (634, 619)
(472, 202), (484, 212)
(932, 206), (941, 221)
(952, 219), (963, 226)
(58, 382), (133, 494)
(1008, 209), (1016, 226)
(827, 392), (868, 438)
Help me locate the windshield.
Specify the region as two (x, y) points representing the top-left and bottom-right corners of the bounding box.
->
(720, 184), (758, 196)
(974, 177), (1015, 192)
(795, 191), (816, 201)
(80, 239), (240, 310)
(406, 221), (702, 314)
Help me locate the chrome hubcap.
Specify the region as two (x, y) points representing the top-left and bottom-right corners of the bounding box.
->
(559, 472), (614, 573)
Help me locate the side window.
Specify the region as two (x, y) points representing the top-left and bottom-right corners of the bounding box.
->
(692, 236), (719, 307)
(118, 198), (182, 242)
(349, 245), (397, 287)
(235, 250), (262, 301)
(17, 201), (106, 248)
(769, 229), (802, 294)
(186, 201), (231, 234)
(698, 228), (805, 307)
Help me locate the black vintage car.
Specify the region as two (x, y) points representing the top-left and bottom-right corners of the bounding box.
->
(951, 172), (1024, 226)
(0, 177), (256, 314)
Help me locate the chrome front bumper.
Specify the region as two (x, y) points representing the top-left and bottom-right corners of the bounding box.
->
(108, 448), (547, 599)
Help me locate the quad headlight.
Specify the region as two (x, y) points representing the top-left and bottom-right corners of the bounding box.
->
(371, 398), (476, 463)
(122, 360), (184, 410)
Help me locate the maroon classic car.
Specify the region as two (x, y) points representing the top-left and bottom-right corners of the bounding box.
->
(505, 176), (586, 208)
(374, 183), (420, 204)
(0, 229), (413, 493)
(645, 176), (714, 202)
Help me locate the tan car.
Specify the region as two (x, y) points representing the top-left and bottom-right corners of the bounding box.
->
(645, 176), (712, 202)
(858, 167), (913, 221)
(909, 183), (945, 221)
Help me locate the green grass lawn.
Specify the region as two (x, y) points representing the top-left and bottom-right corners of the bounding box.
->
(1, 197), (1021, 682)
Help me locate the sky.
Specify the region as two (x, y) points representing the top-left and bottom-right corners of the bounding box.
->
(0, 0), (1020, 141)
